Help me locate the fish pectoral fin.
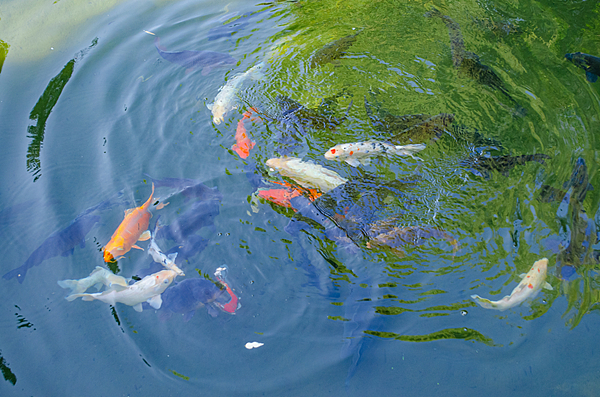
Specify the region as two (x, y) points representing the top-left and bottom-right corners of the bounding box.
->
(138, 231), (152, 241)
(518, 273), (526, 279)
(207, 103), (214, 110)
(586, 71), (598, 83)
(543, 282), (553, 291)
(167, 253), (178, 262)
(345, 158), (363, 167)
(147, 294), (163, 310)
(131, 245), (144, 251)
(155, 201), (169, 210)
(132, 303), (144, 312)
(124, 208), (134, 216)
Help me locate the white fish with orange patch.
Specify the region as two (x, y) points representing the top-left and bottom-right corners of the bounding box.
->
(266, 156), (347, 193)
(208, 63), (265, 124)
(66, 269), (178, 312)
(471, 258), (553, 311)
(324, 141), (426, 167)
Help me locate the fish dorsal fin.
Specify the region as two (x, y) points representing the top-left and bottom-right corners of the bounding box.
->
(519, 273), (526, 279)
(147, 294), (163, 309)
(133, 303), (144, 312)
(124, 208), (135, 216)
(138, 230), (152, 241)
(543, 282), (553, 291)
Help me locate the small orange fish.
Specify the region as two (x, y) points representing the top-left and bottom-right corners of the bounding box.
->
(271, 180), (322, 201)
(103, 183), (157, 263)
(231, 108), (259, 159)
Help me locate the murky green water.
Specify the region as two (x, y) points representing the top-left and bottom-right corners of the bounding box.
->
(0, 0), (599, 395)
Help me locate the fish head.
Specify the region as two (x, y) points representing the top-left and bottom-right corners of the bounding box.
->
(324, 146), (342, 160)
(266, 157), (284, 171)
(191, 280), (224, 303)
(151, 270), (177, 293)
(103, 248), (116, 263)
(565, 52), (589, 69)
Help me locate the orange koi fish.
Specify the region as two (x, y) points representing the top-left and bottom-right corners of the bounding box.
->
(258, 188), (302, 209)
(214, 265), (239, 314)
(232, 108), (259, 159)
(103, 183), (158, 262)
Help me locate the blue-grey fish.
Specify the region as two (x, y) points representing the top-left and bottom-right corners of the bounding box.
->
(3, 212), (100, 283)
(158, 278), (228, 321)
(156, 199), (220, 244)
(566, 52), (600, 83)
(146, 32), (236, 75)
(310, 30), (362, 69)
(144, 174), (223, 202)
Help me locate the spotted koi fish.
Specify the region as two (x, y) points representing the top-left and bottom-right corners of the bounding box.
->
(471, 258), (553, 311)
(324, 141), (426, 167)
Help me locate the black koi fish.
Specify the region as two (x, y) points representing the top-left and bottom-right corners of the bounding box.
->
(310, 30), (362, 69)
(565, 52), (600, 83)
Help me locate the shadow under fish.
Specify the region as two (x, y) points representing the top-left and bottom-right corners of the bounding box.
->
(426, 8), (525, 116)
(565, 52), (600, 83)
(144, 174), (223, 203)
(151, 35), (236, 75)
(156, 199), (220, 244)
(207, 10), (268, 41)
(309, 30), (362, 69)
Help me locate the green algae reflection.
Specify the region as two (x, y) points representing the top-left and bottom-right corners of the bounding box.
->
(0, 39), (9, 75)
(367, 327), (499, 347)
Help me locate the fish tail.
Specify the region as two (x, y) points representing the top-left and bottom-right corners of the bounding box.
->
(57, 279), (81, 293)
(65, 293), (93, 302)
(471, 295), (498, 310)
(3, 266), (26, 283)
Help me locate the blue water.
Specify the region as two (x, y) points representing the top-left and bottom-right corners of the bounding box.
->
(1, 0), (600, 395)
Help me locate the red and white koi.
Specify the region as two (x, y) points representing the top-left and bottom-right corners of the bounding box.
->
(471, 258), (553, 311)
(66, 269), (178, 312)
(324, 141), (426, 167)
(266, 156), (347, 193)
(214, 265), (240, 314)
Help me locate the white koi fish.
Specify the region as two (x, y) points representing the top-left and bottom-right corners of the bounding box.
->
(324, 141), (426, 167)
(471, 258), (553, 311)
(66, 269), (178, 312)
(208, 62), (265, 124)
(266, 156), (348, 193)
(57, 266), (129, 295)
(148, 231), (185, 276)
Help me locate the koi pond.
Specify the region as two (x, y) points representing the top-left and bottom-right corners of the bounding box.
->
(1, 0), (599, 395)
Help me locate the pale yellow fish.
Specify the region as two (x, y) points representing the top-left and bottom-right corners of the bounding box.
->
(66, 269), (178, 312)
(57, 266), (129, 295)
(324, 141), (426, 167)
(471, 258), (552, 311)
(266, 156), (347, 193)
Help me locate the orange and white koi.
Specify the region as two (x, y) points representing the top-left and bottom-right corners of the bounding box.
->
(266, 156), (347, 193)
(324, 141), (426, 167)
(232, 109), (257, 159)
(103, 183), (163, 263)
(66, 269), (178, 312)
(214, 265), (239, 314)
(471, 258), (553, 311)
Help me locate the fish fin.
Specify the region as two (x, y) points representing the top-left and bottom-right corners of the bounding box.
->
(345, 158), (363, 167)
(133, 303), (144, 312)
(124, 208), (134, 216)
(586, 71), (598, 83)
(168, 253), (178, 262)
(132, 245), (144, 251)
(57, 279), (78, 291)
(543, 282), (553, 291)
(207, 103), (214, 110)
(147, 294), (163, 310)
(183, 310), (196, 322)
(65, 293), (87, 302)
(156, 202), (169, 210)
(138, 230), (152, 241)
(519, 273), (526, 279)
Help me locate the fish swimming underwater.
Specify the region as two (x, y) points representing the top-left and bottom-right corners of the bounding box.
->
(232, 108), (257, 159)
(310, 30), (361, 69)
(466, 153), (550, 178)
(157, 278), (228, 321)
(214, 265), (240, 314)
(103, 183), (158, 263)
(565, 52), (600, 83)
(148, 225), (185, 276)
(3, 212), (100, 283)
(156, 199), (220, 244)
(426, 8), (525, 115)
(57, 266), (129, 295)
(144, 174), (222, 203)
(266, 157), (348, 193)
(146, 32), (236, 76)
(391, 113), (455, 145)
(208, 63), (264, 124)
(66, 269), (178, 312)
(366, 225), (459, 257)
(364, 94), (431, 135)
(471, 258), (552, 311)
(324, 141), (426, 167)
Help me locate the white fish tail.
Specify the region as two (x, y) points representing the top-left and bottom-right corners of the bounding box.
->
(471, 294), (500, 310)
(393, 143), (426, 154)
(57, 279), (81, 293)
(65, 293), (95, 302)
